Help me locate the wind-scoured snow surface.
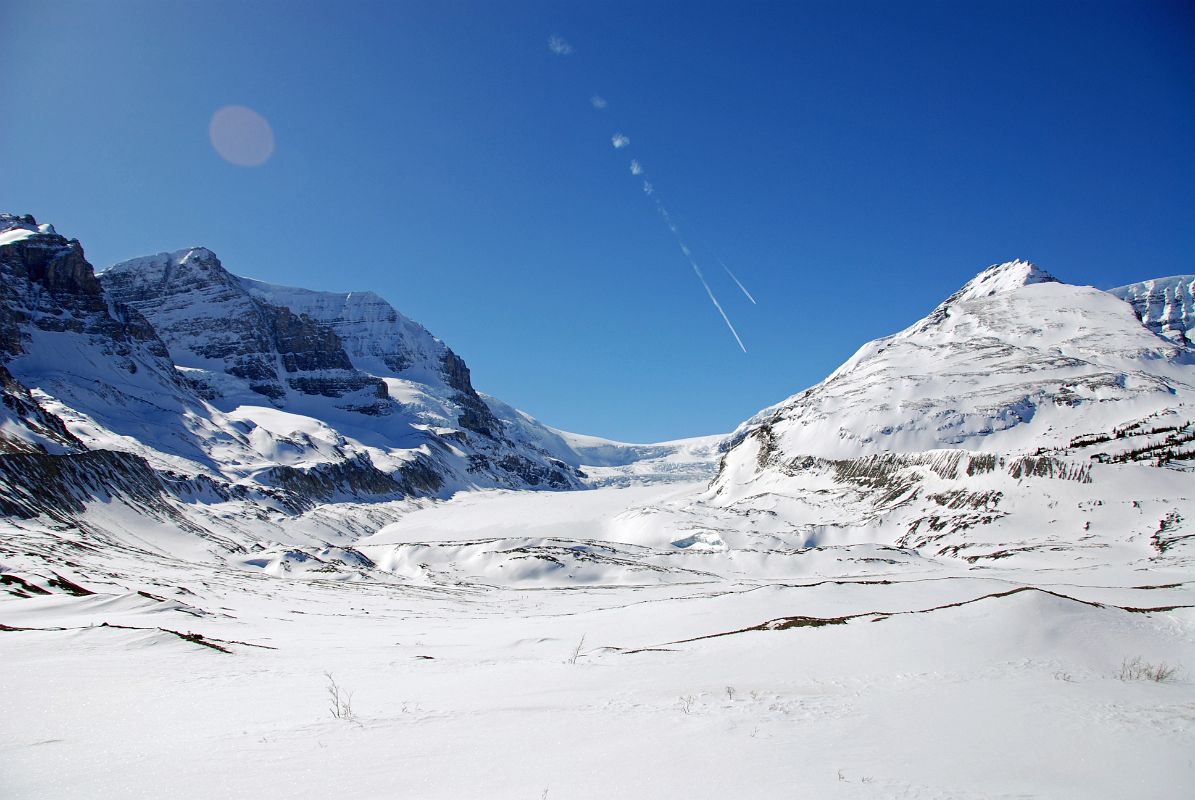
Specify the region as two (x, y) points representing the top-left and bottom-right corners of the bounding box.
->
(4, 231), (1195, 799)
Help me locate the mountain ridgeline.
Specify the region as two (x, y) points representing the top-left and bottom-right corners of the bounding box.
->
(2, 211), (1193, 568)
(0, 213), (588, 522)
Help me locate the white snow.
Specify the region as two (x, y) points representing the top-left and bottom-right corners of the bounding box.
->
(0, 227), (37, 246)
(2, 477), (1193, 799)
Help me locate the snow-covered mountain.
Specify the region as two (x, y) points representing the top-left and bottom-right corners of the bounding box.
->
(98, 245), (586, 492)
(2, 214), (687, 528)
(703, 260), (1194, 564)
(719, 260), (1191, 463)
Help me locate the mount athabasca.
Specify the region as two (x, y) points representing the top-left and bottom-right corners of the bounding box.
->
(2, 212), (1194, 800)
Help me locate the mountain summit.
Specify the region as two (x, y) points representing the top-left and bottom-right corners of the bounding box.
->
(948, 259), (1059, 302)
(723, 260), (1191, 470)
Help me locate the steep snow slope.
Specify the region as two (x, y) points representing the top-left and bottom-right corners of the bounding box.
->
(1109, 274), (1195, 345)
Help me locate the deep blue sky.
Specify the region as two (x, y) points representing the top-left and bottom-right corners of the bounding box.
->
(3, 1), (1193, 441)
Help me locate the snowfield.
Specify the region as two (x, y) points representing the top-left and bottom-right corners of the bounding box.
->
(3, 477), (1194, 799)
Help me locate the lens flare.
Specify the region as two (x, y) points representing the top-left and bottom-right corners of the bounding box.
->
(209, 105), (275, 167)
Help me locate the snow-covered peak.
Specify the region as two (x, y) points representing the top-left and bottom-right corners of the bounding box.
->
(718, 258), (1192, 478)
(898, 259), (1061, 340)
(101, 247), (231, 291)
(951, 259), (1059, 303)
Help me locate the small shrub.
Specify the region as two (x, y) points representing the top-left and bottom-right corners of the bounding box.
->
(325, 672), (355, 720)
(566, 633), (586, 665)
(1118, 656), (1180, 683)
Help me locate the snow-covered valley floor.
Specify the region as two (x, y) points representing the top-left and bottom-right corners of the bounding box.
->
(4, 481), (1195, 799)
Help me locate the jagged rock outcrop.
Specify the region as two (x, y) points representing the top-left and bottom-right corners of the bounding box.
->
(440, 351), (500, 436)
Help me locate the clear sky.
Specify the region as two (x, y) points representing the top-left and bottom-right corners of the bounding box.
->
(2, 1), (1193, 442)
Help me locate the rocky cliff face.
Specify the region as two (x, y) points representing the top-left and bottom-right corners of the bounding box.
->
(100, 248), (388, 411)
(0, 214), (206, 466)
(0, 214), (174, 374)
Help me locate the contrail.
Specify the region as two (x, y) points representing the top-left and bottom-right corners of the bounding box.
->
(670, 210), (758, 306)
(719, 259), (757, 304)
(583, 98), (750, 351)
(654, 203), (748, 352)
(689, 258), (748, 353)
(551, 58), (748, 349)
